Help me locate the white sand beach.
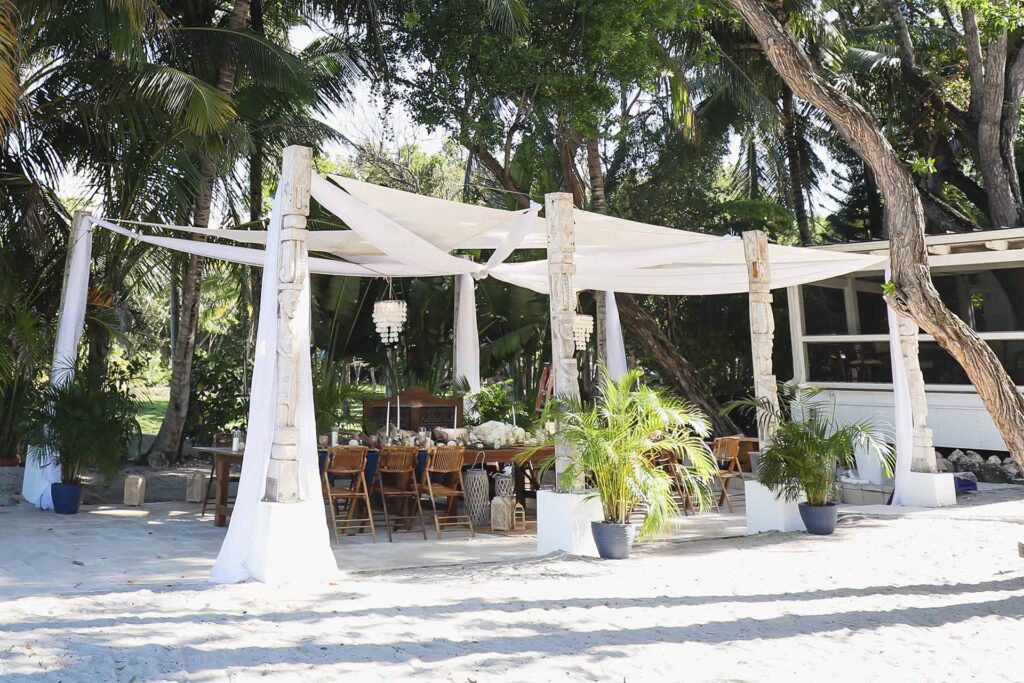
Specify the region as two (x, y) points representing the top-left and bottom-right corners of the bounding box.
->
(1, 488), (1022, 682)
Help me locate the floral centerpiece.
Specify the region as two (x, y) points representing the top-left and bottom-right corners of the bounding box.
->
(470, 421), (526, 449)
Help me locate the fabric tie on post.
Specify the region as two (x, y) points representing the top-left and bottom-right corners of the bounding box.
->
(22, 213), (93, 509)
(603, 291), (628, 381)
(885, 263), (914, 506)
(210, 187), (336, 584)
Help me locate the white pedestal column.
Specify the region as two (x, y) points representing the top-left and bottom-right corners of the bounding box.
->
(537, 490), (604, 557)
(896, 472), (956, 508)
(745, 480), (805, 533)
(249, 502), (338, 583)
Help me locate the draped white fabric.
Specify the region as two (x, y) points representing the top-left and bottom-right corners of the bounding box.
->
(454, 274), (481, 393)
(21, 217), (94, 508)
(886, 266), (914, 506)
(604, 291), (628, 382)
(210, 189), (337, 583)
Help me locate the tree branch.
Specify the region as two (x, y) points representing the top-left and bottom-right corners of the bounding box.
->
(962, 8), (985, 119)
(469, 143), (531, 208)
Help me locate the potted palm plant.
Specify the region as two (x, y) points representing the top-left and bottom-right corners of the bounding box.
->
(532, 368), (719, 559)
(25, 363), (141, 514)
(725, 384), (893, 535)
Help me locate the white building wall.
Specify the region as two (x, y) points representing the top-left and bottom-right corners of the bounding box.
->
(822, 387), (1007, 453)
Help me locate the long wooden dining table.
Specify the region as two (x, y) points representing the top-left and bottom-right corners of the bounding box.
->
(197, 444), (555, 528)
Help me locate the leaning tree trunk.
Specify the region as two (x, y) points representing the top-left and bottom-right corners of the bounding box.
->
(149, 0), (252, 465)
(729, 0), (1024, 468)
(618, 294), (739, 435)
(781, 88), (811, 245)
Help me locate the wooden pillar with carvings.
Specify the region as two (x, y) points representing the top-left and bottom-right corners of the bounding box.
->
(545, 192), (582, 489)
(263, 145), (312, 503)
(743, 230), (781, 444)
(895, 313), (938, 472)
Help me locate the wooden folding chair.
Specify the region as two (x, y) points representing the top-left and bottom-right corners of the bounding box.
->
(371, 445), (427, 542)
(419, 446), (474, 538)
(323, 445), (376, 543)
(713, 437), (744, 513)
(201, 432), (236, 517)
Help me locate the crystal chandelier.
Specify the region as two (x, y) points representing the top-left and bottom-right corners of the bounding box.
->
(373, 299), (407, 345)
(572, 313), (594, 351)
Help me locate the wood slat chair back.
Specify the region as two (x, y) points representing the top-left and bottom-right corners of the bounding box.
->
(377, 446), (420, 474)
(323, 445), (375, 543)
(420, 446), (474, 538)
(329, 445), (369, 474)
(426, 445), (465, 474)
(372, 445), (427, 541)
(712, 436), (744, 513)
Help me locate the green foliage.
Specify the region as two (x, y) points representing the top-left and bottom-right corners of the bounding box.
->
(184, 349), (247, 446)
(312, 357), (366, 435)
(723, 384), (894, 507)
(23, 363), (141, 485)
(466, 379), (532, 428)
(535, 368), (718, 539)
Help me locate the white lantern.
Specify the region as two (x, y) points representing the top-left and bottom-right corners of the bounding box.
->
(373, 299), (407, 345)
(572, 313), (594, 351)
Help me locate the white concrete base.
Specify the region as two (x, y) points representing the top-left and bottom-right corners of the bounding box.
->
(537, 490), (604, 557)
(745, 480), (805, 534)
(895, 472), (957, 508)
(248, 501), (339, 584)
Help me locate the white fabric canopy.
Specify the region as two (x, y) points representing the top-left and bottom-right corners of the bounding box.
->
(109, 175), (884, 295)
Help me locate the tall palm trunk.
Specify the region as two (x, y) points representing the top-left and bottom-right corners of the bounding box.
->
(149, 0), (252, 465)
(782, 89), (811, 245)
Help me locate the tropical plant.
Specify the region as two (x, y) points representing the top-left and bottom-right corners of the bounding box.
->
(23, 363), (142, 485)
(183, 348), (247, 446)
(534, 367), (718, 540)
(724, 384), (894, 506)
(312, 357), (366, 435)
(466, 379), (531, 428)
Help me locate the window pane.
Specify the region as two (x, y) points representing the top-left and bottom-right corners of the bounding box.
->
(807, 342), (892, 383)
(966, 269), (1024, 332)
(806, 339), (1024, 385)
(802, 285), (847, 335)
(856, 286), (889, 334)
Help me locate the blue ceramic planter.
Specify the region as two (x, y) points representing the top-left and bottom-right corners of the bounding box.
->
(798, 502), (839, 535)
(591, 521), (636, 559)
(51, 483), (83, 515)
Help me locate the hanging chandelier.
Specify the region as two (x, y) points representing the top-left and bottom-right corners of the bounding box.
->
(373, 299), (407, 345)
(572, 314), (594, 351)
(373, 279), (407, 345)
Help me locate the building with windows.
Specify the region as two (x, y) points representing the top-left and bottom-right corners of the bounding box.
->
(789, 229), (1024, 456)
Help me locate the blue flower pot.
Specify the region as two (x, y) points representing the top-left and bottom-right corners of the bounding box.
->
(51, 483), (83, 515)
(591, 521), (636, 559)
(798, 502), (839, 535)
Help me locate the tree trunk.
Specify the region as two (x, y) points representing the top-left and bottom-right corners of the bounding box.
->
(782, 89), (811, 245)
(149, 0), (252, 465)
(585, 138), (606, 212)
(617, 294), (739, 435)
(729, 0), (1024, 468)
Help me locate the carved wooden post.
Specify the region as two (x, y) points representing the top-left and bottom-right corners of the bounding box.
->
(895, 313), (938, 472)
(595, 291), (607, 372)
(264, 145), (312, 503)
(743, 231), (780, 443)
(545, 192), (582, 489)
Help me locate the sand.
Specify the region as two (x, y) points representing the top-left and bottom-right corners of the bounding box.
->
(1, 489), (1022, 681)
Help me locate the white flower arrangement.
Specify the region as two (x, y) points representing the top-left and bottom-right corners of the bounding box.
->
(469, 420), (527, 449)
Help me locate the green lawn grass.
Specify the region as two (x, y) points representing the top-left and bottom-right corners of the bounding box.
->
(134, 386), (169, 435)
